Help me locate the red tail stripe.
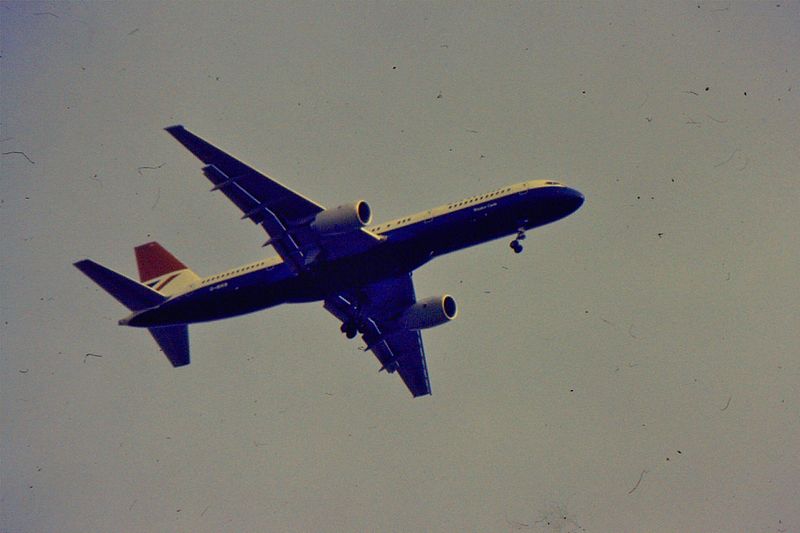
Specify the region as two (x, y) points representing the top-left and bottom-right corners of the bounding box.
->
(134, 242), (188, 282)
(155, 273), (181, 291)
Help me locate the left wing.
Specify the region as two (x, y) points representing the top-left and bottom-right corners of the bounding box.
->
(324, 274), (432, 397)
(165, 125), (379, 271)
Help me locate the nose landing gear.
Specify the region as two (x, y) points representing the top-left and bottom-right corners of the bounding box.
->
(510, 228), (526, 254)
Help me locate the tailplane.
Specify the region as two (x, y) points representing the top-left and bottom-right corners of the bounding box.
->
(74, 257), (191, 367)
(134, 242), (200, 296)
(74, 259), (165, 311)
(148, 325), (190, 366)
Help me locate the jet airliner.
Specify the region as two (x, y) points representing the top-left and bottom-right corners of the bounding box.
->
(75, 126), (584, 397)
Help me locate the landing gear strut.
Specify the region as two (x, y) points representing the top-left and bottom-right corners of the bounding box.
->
(510, 228), (526, 254)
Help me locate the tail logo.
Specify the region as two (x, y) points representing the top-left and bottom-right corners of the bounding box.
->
(147, 272), (181, 291)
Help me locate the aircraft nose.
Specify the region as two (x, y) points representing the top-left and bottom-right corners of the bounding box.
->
(562, 187), (585, 214)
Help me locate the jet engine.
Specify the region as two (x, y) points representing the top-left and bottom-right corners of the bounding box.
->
(397, 295), (458, 331)
(310, 201), (372, 235)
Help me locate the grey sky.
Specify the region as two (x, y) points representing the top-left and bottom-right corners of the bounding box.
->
(2, 2), (798, 531)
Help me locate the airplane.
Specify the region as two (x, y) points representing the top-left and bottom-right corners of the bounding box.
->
(74, 125), (584, 397)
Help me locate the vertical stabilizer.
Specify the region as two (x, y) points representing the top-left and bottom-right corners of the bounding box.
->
(134, 242), (200, 295)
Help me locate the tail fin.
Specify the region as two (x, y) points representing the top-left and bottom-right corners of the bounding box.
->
(74, 259), (165, 311)
(134, 242), (200, 295)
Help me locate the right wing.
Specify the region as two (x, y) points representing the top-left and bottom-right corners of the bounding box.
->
(165, 125), (380, 271)
(324, 274), (432, 397)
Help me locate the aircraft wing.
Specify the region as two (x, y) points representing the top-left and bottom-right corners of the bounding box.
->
(324, 274), (432, 397)
(165, 125), (379, 272)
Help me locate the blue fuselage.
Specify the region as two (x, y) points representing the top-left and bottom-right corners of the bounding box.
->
(126, 184), (583, 327)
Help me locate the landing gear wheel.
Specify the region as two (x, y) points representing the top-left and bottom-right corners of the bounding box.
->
(511, 226), (526, 253)
(341, 322), (358, 339)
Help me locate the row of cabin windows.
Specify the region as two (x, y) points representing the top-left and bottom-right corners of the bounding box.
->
(374, 216), (414, 232)
(374, 187), (514, 231)
(448, 187), (512, 210)
(202, 262), (270, 284)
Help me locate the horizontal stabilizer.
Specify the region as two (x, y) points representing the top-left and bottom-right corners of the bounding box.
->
(74, 259), (165, 311)
(148, 325), (190, 367)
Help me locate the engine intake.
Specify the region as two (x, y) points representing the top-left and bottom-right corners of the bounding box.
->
(397, 295), (458, 331)
(310, 201), (372, 235)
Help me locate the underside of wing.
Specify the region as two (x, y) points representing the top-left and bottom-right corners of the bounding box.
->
(165, 125), (322, 218)
(324, 274), (432, 397)
(166, 125), (320, 270)
(373, 330), (431, 397)
(165, 125), (381, 272)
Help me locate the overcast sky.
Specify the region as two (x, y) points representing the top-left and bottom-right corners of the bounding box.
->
(2, 2), (798, 532)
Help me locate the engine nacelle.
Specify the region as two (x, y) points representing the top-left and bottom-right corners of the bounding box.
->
(397, 295), (458, 331)
(310, 201), (372, 235)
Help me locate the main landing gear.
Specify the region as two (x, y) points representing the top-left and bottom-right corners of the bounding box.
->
(510, 228), (527, 254)
(341, 322), (358, 339)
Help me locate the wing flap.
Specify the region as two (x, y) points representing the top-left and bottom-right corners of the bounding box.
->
(324, 274), (432, 397)
(166, 125), (323, 224)
(166, 125), (383, 271)
(372, 330), (431, 397)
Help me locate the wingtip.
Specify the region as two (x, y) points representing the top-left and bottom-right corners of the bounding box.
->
(164, 124), (184, 134)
